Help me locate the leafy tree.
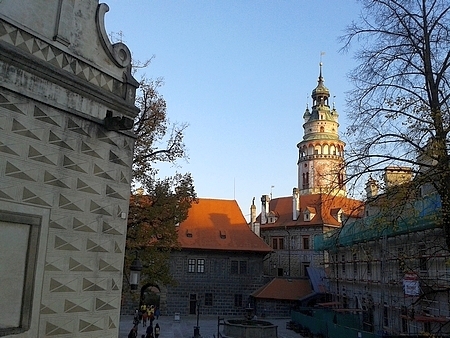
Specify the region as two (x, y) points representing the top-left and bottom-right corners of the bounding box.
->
(126, 174), (196, 287)
(340, 0), (450, 248)
(124, 76), (197, 288)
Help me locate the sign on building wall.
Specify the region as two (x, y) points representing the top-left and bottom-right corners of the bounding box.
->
(403, 273), (420, 296)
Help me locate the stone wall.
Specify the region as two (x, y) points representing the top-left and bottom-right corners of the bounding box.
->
(165, 250), (271, 317)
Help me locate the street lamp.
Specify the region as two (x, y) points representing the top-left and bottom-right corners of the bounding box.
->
(129, 251), (142, 291)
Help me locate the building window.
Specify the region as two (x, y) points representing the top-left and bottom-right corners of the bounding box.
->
(272, 237), (284, 250)
(423, 310), (431, 332)
(188, 259), (196, 273)
(383, 303), (389, 327)
(204, 293), (213, 306)
(188, 259), (205, 273)
(231, 260), (239, 274)
(234, 294), (243, 307)
(419, 245), (427, 272)
(398, 247), (405, 274)
(401, 306), (408, 333)
(231, 260), (247, 275)
(303, 172), (309, 189)
(302, 236), (310, 250)
(0, 211), (41, 335)
(302, 263), (310, 277)
(197, 259), (205, 273)
(353, 253), (357, 275)
(239, 261), (247, 275)
(341, 255), (346, 274)
(367, 261), (372, 275)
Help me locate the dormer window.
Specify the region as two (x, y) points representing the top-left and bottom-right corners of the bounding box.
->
(304, 207), (316, 221)
(268, 211), (278, 224)
(331, 208), (343, 223)
(186, 230), (192, 238)
(220, 230), (226, 239)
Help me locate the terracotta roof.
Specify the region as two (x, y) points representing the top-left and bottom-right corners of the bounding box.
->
(178, 198), (272, 253)
(252, 278), (313, 301)
(258, 194), (363, 229)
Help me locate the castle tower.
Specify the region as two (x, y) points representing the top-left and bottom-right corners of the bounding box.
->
(297, 63), (346, 197)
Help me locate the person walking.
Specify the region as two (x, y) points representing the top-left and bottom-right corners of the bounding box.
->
(154, 323), (160, 338)
(142, 310), (148, 327)
(127, 326), (138, 338)
(145, 323), (153, 338)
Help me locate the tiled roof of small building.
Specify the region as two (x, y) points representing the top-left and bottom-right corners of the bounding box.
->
(178, 198), (272, 253)
(252, 278), (313, 301)
(259, 194), (363, 229)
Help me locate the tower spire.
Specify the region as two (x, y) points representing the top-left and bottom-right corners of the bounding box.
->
(318, 62), (323, 84)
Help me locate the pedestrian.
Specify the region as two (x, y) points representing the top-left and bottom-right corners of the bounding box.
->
(142, 310), (148, 327)
(133, 311), (139, 327)
(145, 323), (154, 338)
(155, 307), (160, 319)
(154, 323), (160, 338)
(149, 311), (155, 327)
(128, 326), (138, 338)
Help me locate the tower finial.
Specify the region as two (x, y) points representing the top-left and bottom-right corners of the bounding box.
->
(319, 52), (325, 84)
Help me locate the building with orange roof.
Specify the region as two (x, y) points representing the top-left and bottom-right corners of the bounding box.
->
(162, 198), (273, 317)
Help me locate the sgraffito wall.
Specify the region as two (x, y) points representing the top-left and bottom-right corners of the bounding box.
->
(0, 1), (138, 337)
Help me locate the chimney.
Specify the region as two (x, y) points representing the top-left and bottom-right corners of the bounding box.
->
(384, 166), (412, 188)
(365, 177), (378, 198)
(250, 197), (257, 225)
(292, 188), (300, 220)
(261, 195), (270, 225)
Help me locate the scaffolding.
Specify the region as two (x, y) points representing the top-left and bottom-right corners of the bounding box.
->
(312, 194), (450, 336)
(314, 193), (441, 251)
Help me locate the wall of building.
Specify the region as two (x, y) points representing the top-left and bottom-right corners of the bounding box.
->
(326, 226), (450, 335)
(0, 2), (137, 337)
(261, 226), (326, 278)
(165, 250), (271, 317)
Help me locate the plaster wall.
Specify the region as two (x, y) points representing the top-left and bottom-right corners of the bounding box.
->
(0, 1), (137, 337)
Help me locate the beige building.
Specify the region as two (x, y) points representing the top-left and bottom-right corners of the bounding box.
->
(0, 1), (137, 337)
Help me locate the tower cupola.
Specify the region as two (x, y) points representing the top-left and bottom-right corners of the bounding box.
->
(311, 63), (330, 106)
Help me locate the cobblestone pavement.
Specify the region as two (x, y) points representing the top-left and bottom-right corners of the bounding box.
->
(119, 315), (305, 338)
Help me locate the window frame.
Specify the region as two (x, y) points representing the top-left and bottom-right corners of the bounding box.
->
(0, 211), (41, 336)
(188, 258), (196, 273)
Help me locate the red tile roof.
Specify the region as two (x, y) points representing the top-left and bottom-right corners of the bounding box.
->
(178, 199), (273, 253)
(259, 194), (363, 229)
(252, 278), (313, 300)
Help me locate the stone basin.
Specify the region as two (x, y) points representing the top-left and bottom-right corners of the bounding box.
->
(222, 319), (278, 338)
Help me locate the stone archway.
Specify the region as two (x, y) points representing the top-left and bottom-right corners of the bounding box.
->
(140, 283), (161, 309)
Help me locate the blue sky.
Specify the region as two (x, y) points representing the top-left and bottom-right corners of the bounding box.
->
(104, 0), (362, 220)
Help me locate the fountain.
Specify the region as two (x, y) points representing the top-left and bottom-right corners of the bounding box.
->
(221, 304), (278, 338)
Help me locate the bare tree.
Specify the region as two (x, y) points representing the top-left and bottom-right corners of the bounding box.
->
(132, 77), (189, 186)
(340, 0), (450, 248)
